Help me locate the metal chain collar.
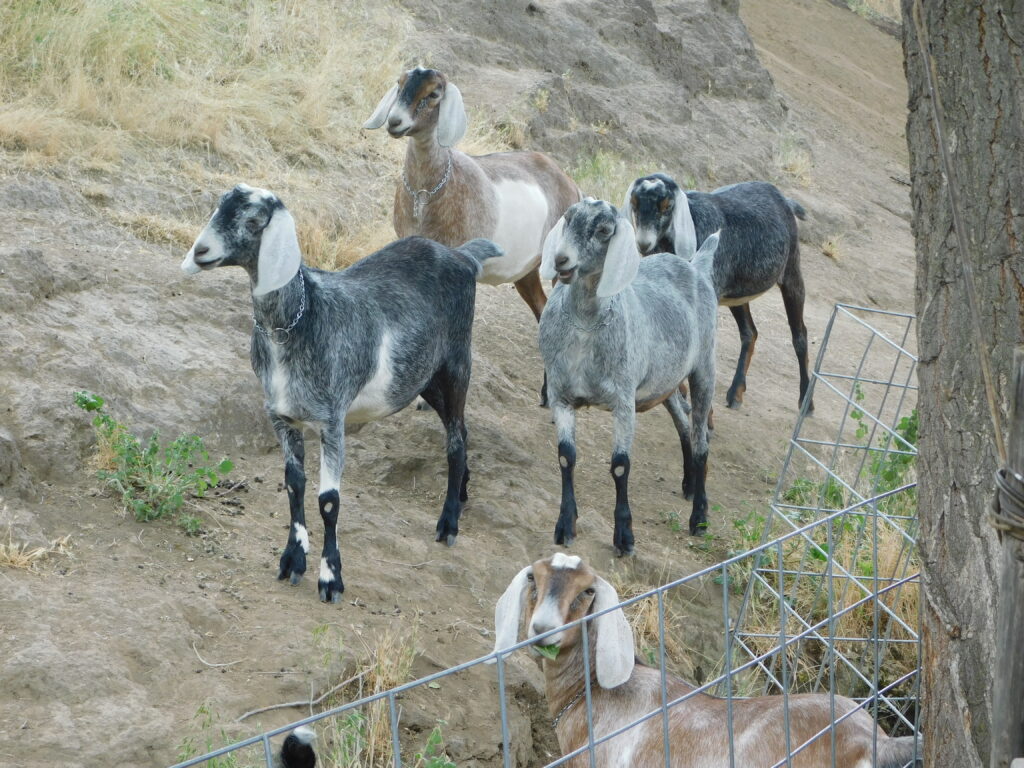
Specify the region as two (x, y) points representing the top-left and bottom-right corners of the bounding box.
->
(402, 150), (453, 220)
(253, 269), (306, 344)
(551, 688), (585, 730)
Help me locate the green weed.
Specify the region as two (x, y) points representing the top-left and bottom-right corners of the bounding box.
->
(74, 391), (232, 533)
(176, 704), (243, 768)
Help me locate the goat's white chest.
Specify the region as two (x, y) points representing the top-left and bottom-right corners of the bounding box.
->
(346, 332), (395, 424)
(267, 345), (293, 416)
(479, 180), (550, 285)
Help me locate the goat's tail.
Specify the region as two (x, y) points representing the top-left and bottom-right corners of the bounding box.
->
(786, 198), (807, 220)
(877, 734), (922, 767)
(279, 726), (317, 768)
(456, 238), (505, 279)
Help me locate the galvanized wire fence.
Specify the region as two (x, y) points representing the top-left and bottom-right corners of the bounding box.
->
(169, 304), (920, 768)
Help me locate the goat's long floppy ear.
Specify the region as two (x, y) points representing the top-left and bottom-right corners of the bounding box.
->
(253, 207), (302, 297)
(492, 565), (533, 657)
(621, 180), (638, 224)
(595, 216), (640, 298)
(540, 217), (565, 281)
(436, 82), (467, 148)
(591, 576), (634, 689)
(363, 84), (399, 130)
(670, 188), (697, 260)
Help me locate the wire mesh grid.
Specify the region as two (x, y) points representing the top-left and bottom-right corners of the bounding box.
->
(168, 304), (920, 768)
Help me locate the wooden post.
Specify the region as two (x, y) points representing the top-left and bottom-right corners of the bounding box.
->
(992, 346), (1024, 768)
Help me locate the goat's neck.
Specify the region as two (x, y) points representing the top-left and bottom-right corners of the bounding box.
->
(403, 131), (452, 191)
(566, 279), (614, 326)
(250, 267), (305, 331)
(541, 641), (599, 720)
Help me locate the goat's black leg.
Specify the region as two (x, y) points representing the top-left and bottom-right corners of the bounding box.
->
(687, 368), (714, 536)
(514, 268), (550, 406)
(610, 401), (637, 555)
(421, 372), (467, 547)
(664, 391), (695, 500)
(458, 422), (470, 502)
(779, 260), (813, 412)
(273, 416), (308, 586)
(726, 303), (758, 408)
(316, 420), (345, 603)
(552, 403), (579, 547)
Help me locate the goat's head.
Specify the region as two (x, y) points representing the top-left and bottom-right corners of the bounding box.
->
(181, 185), (301, 296)
(540, 198), (640, 299)
(623, 173), (696, 259)
(363, 67), (467, 148)
(492, 553), (635, 689)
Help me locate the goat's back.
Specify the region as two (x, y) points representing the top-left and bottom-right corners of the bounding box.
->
(687, 181), (800, 300)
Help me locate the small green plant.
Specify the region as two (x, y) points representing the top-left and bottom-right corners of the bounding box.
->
(663, 507), (682, 533)
(74, 391), (232, 533)
(413, 724), (456, 768)
(176, 704), (241, 768)
(534, 644), (560, 661)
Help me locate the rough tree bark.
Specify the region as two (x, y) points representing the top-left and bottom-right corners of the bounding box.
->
(902, 2), (1024, 767)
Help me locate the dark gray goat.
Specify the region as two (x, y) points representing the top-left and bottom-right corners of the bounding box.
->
(181, 184), (501, 602)
(623, 175), (812, 411)
(538, 198), (720, 550)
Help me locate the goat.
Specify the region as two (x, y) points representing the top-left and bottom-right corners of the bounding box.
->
(538, 197), (719, 547)
(364, 66), (581, 405)
(278, 726), (317, 768)
(623, 174), (813, 412)
(493, 554), (921, 768)
(181, 184), (502, 601)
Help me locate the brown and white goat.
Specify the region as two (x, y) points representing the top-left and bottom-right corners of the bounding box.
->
(364, 67), (581, 404)
(493, 554), (919, 768)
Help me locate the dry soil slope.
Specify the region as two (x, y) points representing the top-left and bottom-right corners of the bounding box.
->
(0, 1), (911, 766)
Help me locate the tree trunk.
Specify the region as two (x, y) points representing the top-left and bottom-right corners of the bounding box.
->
(902, 2), (1024, 766)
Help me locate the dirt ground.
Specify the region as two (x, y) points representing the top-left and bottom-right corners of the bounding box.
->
(0, 1), (911, 766)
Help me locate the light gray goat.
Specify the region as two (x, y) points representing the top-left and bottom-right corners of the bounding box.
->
(624, 174), (811, 411)
(538, 198), (719, 550)
(181, 184), (501, 602)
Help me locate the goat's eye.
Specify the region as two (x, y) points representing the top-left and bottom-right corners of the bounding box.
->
(584, 587), (596, 596)
(430, 88), (443, 99)
(596, 224), (613, 239)
(244, 217), (261, 234)
(526, 572), (535, 581)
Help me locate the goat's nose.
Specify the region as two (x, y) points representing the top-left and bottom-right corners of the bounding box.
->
(193, 243), (210, 258)
(387, 115), (403, 128)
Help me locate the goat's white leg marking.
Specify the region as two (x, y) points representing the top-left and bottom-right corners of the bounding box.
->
(317, 421), (345, 602)
(293, 522), (309, 554)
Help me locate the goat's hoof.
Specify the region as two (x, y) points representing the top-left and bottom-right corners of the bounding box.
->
(319, 583), (344, 603)
(434, 532), (457, 547)
(613, 544), (635, 557)
(277, 544), (307, 584)
(689, 519), (709, 536)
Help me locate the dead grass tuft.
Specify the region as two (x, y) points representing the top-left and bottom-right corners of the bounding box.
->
(821, 234), (844, 261)
(773, 134), (813, 186)
(0, 529), (72, 570)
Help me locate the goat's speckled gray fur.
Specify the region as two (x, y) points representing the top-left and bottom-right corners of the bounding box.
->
(182, 185), (500, 602)
(539, 198), (719, 551)
(625, 175), (812, 411)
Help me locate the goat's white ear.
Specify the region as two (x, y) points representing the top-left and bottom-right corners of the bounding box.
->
(695, 229), (721, 259)
(436, 82), (467, 148)
(363, 84), (399, 130)
(540, 217), (565, 281)
(596, 217), (640, 298)
(253, 207), (301, 297)
(670, 188), (697, 260)
(621, 180), (638, 224)
(591, 576), (634, 689)
(491, 565), (533, 659)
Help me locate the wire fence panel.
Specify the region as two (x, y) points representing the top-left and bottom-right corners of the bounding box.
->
(170, 304), (920, 768)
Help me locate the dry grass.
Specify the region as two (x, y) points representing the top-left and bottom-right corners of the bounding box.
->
(318, 626), (419, 768)
(846, 0), (900, 24)
(821, 234), (844, 262)
(773, 134), (812, 186)
(0, 528), (72, 570)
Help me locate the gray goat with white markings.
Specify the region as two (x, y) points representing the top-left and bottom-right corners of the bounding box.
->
(624, 174), (811, 411)
(538, 198), (719, 551)
(181, 184), (501, 602)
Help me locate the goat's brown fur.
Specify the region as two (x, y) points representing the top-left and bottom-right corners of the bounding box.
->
(502, 556), (919, 768)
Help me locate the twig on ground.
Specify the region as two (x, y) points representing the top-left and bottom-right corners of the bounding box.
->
(236, 669), (369, 722)
(193, 641), (244, 669)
